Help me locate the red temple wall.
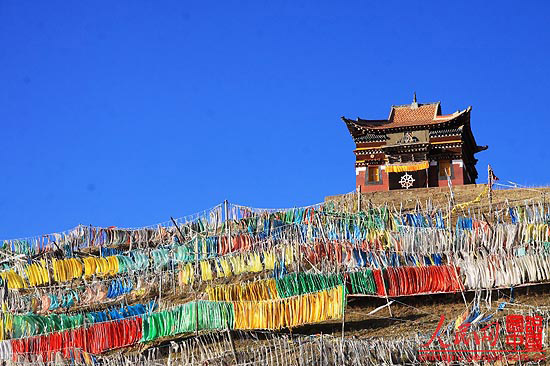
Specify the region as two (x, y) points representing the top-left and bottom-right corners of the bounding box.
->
(356, 167), (389, 192)
(436, 160), (464, 187)
(356, 160), (465, 192)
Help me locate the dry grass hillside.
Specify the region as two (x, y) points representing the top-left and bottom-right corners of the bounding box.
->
(325, 184), (550, 218)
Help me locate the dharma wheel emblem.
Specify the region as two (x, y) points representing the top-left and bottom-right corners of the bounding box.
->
(399, 173), (415, 189)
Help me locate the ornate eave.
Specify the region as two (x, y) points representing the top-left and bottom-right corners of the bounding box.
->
(355, 149), (384, 155)
(342, 105), (472, 136)
(354, 133), (388, 143)
(429, 127), (463, 138)
(382, 142), (430, 154)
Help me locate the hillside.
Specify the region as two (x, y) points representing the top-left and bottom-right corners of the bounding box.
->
(326, 184), (550, 218)
(4, 184), (550, 365)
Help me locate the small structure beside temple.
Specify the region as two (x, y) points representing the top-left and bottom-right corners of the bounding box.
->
(342, 94), (487, 192)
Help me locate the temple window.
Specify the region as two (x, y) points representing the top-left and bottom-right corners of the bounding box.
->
(367, 166), (381, 184)
(439, 160), (452, 179)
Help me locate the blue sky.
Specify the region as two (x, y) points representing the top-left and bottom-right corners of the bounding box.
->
(1, 1), (549, 238)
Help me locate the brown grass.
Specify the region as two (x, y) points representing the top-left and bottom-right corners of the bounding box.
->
(326, 185), (550, 221)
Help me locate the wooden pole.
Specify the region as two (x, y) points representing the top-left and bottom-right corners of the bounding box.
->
(381, 270), (393, 318)
(158, 268), (163, 308)
(226, 321), (238, 364)
(488, 164), (493, 221)
(340, 297), (346, 365)
(296, 224), (301, 274)
(87, 224), (91, 250)
(194, 234), (199, 336)
(356, 185), (361, 213)
(171, 251), (176, 295)
(320, 332), (324, 366)
(340, 276), (347, 365)
(170, 216), (186, 296)
(170, 217), (185, 242)
(224, 200), (231, 242)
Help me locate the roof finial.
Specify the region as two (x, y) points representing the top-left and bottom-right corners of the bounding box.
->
(411, 91), (418, 109)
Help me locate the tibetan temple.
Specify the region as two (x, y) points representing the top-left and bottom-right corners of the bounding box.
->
(342, 94), (487, 192)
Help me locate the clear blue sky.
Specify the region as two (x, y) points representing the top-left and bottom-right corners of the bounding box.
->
(1, 1), (549, 238)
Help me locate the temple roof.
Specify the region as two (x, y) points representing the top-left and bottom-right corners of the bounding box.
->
(390, 102), (440, 124)
(342, 98), (471, 136)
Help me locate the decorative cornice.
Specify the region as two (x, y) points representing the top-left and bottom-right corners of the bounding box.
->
(356, 149), (384, 155)
(429, 127), (463, 138)
(354, 133), (388, 143)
